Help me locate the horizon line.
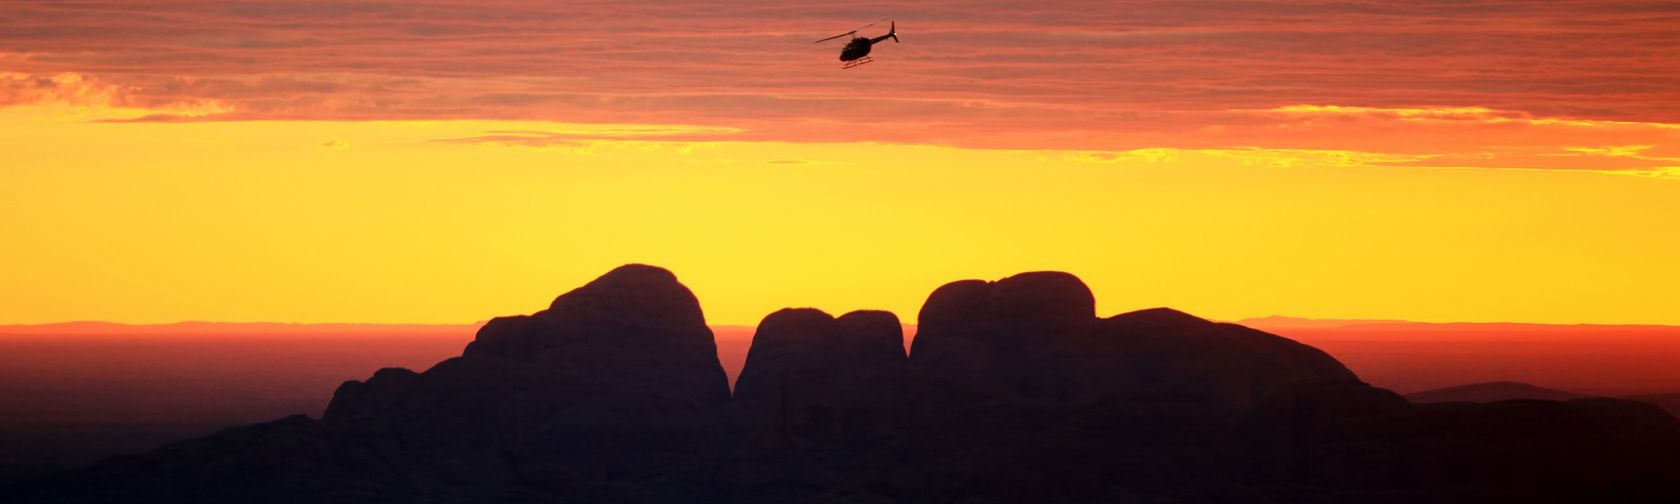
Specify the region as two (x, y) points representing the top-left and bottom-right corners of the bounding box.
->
(6, 316), (1680, 334)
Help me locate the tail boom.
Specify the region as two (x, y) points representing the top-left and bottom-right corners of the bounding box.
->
(868, 21), (898, 44)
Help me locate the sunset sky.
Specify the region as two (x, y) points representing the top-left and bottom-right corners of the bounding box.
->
(3, 0), (1678, 326)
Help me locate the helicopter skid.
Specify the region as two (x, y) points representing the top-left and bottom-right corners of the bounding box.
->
(841, 57), (874, 69)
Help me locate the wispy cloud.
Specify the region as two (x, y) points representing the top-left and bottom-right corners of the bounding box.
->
(431, 124), (743, 147)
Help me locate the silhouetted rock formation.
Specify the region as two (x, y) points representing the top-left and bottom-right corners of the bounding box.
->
(721, 309), (908, 501)
(321, 264), (729, 502)
(731, 308), (907, 452)
(910, 271), (1365, 415)
(911, 272), (1097, 404)
(321, 367), (417, 421)
(460, 263), (730, 404)
(16, 266), (1680, 503)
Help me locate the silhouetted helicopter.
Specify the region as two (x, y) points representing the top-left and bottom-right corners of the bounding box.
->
(815, 20), (897, 69)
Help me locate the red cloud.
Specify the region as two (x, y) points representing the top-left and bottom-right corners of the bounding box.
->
(3, 1), (1679, 171)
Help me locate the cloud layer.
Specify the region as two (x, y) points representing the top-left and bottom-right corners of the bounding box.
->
(4, 0), (1679, 170)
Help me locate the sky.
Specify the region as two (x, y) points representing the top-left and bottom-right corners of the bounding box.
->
(2, 0), (1678, 326)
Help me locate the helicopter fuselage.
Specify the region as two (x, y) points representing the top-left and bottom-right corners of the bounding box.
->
(840, 37), (873, 61)
(840, 33), (896, 61)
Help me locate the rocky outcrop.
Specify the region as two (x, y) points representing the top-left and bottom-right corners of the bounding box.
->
(730, 308), (907, 452)
(319, 264), (729, 502)
(1083, 307), (1365, 412)
(321, 367), (416, 422)
(909, 272), (1364, 415)
(720, 309), (908, 501)
(19, 266), (1680, 503)
(909, 272), (1097, 404)
(459, 263), (729, 404)
(44, 264), (735, 503)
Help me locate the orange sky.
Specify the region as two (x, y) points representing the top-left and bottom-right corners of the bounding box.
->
(2, 1), (1678, 325)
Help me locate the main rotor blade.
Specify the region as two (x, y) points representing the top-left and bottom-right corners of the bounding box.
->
(814, 31), (855, 43)
(854, 18), (889, 31)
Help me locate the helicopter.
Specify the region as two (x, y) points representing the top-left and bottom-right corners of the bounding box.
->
(814, 20), (898, 69)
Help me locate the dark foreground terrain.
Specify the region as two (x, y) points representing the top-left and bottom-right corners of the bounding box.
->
(14, 265), (1680, 502)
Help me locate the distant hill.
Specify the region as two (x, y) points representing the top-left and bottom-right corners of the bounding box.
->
(1405, 381), (1589, 403)
(1237, 315), (1414, 329)
(1241, 316), (1680, 341)
(1402, 381), (1680, 421)
(1626, 393), (1680, 419)
(1241, 316), (1680, 395)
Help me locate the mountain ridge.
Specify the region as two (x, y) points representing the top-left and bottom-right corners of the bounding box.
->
(16, 265), (1680, 502)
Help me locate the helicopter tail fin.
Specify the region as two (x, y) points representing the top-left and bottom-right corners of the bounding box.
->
(889, 21), (898, 42)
